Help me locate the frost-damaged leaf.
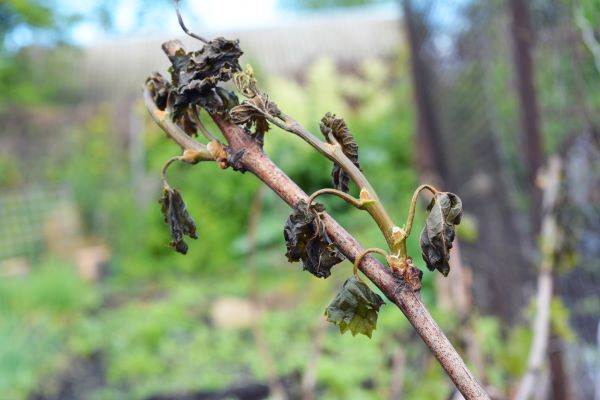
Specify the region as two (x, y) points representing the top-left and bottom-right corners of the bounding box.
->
(320, 113), (361, 193)
(167, 37), (243, 117)
(230, 66), (281, 136)
(177, 106), (200, 137)
(232, 64), (259, 98)
(283, 201), (344, 278)
(159, 188), (198, 254)
(146, 72), (172, 111)
(229, 95), (281, 136)
(420, 192), (462, 276)
(324, 276), (384, 338)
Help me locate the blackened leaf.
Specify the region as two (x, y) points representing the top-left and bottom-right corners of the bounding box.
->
(177, 106), (200, 136)
(159, 188), (198, 254)
(146, 72), (172, 111)
(324, 276), (384, 338)
(320, 113), (360, 193)
(283, 201), (344, 278)
(167, 37), (243, 118)
(215, 86), (240, 111)
(420, 192), (462, 276)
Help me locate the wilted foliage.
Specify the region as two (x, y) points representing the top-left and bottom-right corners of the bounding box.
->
(283, 201), (345, 278)
(146, 72), (171, 111)
(420, 192), (462, 276)
(167, 37), (243, 117)
(159, 187), (198, 254)
(324, 276), (384, 338)
(229, 65), (281, 136)
(229, 94), (281, 136)
(320, 112), (361, 193)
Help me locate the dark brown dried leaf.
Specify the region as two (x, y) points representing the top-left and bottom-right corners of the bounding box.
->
(229, 94), (280, 136)
(146, 72), (172, 111)
(283, 201), (344, 278)
(167, 37), (243, 117)
(176, 106), (200, 136)
(320, 113), (360, 193)
(420, 192), (462, 276)
(159, 187), (198, 254)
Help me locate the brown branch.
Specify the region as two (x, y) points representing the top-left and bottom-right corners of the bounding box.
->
(152, 41), (489, 400)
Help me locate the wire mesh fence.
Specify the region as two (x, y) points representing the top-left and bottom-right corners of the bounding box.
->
(0, 185), (78, 263)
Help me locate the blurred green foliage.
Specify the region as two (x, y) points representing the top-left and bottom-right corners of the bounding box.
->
(0, 0), (82, 106)
(0, 260), (99, 399)
(0, 0), (56, 40)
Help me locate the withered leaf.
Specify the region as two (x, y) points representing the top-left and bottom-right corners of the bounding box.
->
(420, 192), (462, 276)
(229, 94), (281, 136)
(232, 64), (259, 98)
(320, 113), (361, 193)
(177, 106), (200, 137)
(159, 187), (198, 254)
(146, 72), (172, 111)
(283, 201), (344, 278)
(167, 37), (243, 118)
(324, 276), (384, 338)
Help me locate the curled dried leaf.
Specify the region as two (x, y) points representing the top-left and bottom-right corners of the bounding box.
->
(324, 276), (384, 338)
(232, 64), (259, 98)
(159, 187), (198, 254)
(320, 113), (361, 193)
(167, 37), (243, 117)
(420, 192), (462, 276)
(177, 106), (201, 137)
(283, 201), (344, 278)
(229, 94), (281, 136)
(146, 72), (172, 111)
